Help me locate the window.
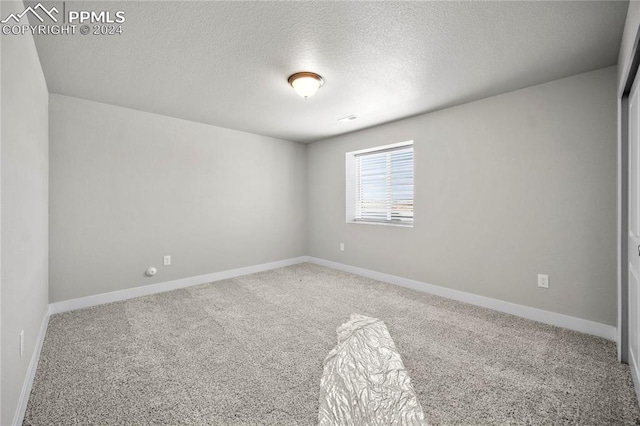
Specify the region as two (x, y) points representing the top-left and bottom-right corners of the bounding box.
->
(346, 141), (414, 226)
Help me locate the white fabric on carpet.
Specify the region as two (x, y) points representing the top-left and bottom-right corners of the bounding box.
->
(318, 314), (427, 426)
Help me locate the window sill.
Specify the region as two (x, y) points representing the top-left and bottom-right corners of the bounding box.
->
(346, 220), (413, 228)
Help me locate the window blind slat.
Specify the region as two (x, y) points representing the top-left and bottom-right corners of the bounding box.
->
(354, 144), (413, 224)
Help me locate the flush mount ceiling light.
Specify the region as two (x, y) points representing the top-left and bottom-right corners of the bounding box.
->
(288, 72), (324, 100)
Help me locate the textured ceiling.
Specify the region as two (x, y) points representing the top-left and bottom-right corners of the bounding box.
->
(28, 1), (627, 143)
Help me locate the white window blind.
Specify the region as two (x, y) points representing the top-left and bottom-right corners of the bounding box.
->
(354, 144), (413, 224)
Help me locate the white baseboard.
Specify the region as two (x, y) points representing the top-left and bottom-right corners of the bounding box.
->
(49, 256), (309, 315)
(13, 257), (308, 425)
(49, 255), (617, 339)
(307, 257), (616, 341)
(11, 255), (618, 426)
(13, 310), (49, 426)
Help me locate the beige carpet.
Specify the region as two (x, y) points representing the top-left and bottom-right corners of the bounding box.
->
(24, 263), (640, 425)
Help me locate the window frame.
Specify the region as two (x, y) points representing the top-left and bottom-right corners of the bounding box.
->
(345, 140), (414, 228)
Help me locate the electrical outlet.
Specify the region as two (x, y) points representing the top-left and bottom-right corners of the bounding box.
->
(538, 274), (549, 289)
(19, 330), (24, 358)
(163, 255), (171, 266)
(340, 243), (345, 252)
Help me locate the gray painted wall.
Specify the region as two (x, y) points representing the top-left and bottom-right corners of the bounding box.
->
(49, 94), (307, 302)
(1, 0), (50, 423)
(307, 66), (617, 326)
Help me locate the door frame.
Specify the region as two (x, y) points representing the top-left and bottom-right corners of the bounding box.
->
(619, 23), (640, 368)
